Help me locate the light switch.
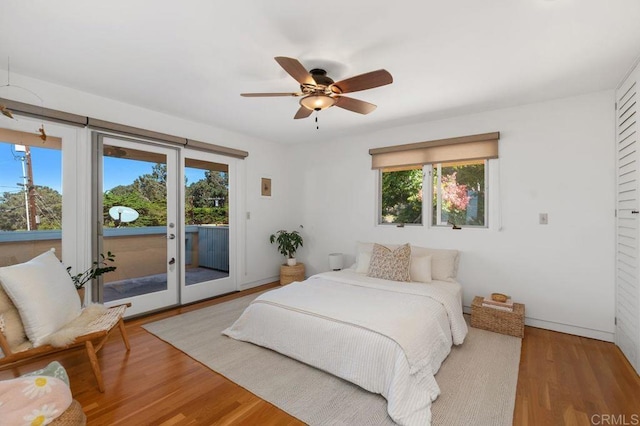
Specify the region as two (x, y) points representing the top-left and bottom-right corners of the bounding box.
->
(246, 212), (251, 220)
(539, 213), (548, 225)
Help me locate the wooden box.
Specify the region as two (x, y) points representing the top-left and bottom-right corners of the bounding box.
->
(470, 296), (525, 338)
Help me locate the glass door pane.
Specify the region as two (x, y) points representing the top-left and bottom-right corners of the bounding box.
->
(98, 136), (179, 316)
(181, 151), (235, 303)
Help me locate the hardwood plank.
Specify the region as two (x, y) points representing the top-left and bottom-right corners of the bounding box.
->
(1, 283), (639, 425)
(513, 326), (640, 425)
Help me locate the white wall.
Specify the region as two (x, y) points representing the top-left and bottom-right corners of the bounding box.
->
(3, 73), (616, 339)
(1, 73), (295, 289)
(290, 90), (616, 341)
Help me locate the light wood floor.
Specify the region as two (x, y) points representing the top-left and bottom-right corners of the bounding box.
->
(2, 283), (639, 425)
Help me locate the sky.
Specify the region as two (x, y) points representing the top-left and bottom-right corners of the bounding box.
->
(0, 140), (209, 195)
(0, 142), (62, 193)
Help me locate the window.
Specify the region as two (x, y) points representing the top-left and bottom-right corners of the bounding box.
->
(432, 160), (487, 227)
(371, 132), (499, 228)
(0, 128), (63, 265)
(379, 167), (424, 225)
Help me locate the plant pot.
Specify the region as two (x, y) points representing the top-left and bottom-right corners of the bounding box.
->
(287, 258), (297, 266)
(77, 288), (86, 305)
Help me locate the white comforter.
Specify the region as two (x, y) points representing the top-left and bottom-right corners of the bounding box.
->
(223, 270), (468, 425)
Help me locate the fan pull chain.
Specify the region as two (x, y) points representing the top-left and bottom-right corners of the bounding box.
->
(315, 110), (319, 130)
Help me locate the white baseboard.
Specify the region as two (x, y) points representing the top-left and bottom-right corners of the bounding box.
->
(462, 306), (615, 342)
(524, 318), (614, 342)
(239, 276), (279, 291)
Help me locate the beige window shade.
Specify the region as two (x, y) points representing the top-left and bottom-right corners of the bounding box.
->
(89, 119), (249, 159)
(87, 118), (186, 146)
(186, 139), (248, 159)
(0, 97), (86, 127)
(370, 132), (499, 169)
(0, 98), (248, 159)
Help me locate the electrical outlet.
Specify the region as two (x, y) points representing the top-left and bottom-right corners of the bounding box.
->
(539, 213), (548, 225)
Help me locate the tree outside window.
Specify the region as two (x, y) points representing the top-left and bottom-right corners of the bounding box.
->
(432, 161), (486, 227)
(379, 160), (487, 228)
(380, 167), (423, 224)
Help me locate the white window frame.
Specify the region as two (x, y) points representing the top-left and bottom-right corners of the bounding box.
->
(430, 160), (489, 229)
(0, 115), (90, 274)
(376, 165), (428, 226)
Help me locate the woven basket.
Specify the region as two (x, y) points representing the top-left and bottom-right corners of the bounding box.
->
(280, 263), (305, 285)
(470, 296), (525, 338)
(51, 400), (86, 426)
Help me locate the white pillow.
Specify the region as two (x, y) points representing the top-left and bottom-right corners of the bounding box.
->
(355, 241), (376, 273)
(355, 251), (372, 273)
(409, 246), (459, 281)
(0, 250), (81, 347)
(410, 255), (432, 283)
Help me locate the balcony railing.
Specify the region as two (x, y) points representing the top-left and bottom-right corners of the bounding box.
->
(0, 225), (230, 278)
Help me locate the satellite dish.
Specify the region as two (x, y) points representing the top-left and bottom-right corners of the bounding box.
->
(109, 206), (139, 223)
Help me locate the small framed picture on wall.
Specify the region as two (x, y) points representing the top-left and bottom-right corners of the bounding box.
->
(261, 177), (272, 197)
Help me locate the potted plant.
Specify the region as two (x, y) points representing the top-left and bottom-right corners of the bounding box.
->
(269, 230), (303, 266)
(67, 251), (117, 302)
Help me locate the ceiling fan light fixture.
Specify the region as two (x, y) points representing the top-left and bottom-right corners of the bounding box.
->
(300, 94), (336, 111)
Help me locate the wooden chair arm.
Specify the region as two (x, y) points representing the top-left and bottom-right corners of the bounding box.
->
(0, 328), (13, 356)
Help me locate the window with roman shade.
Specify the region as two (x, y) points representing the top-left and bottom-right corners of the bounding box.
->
(371, 132), (500, 227)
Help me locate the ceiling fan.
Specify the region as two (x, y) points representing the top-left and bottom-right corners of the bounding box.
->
(241, 57), (393, 119)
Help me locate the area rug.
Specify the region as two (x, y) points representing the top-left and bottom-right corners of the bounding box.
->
(143, 292), (521, 425)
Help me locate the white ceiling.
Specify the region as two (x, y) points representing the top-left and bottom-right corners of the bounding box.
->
(1, 0), (639, 144)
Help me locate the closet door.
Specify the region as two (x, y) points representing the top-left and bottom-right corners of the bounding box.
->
(616, 65), (640, 375)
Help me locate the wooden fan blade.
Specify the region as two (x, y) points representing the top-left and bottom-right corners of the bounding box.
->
(335, 96), (377, 114)
(332, 69), (393, 94)
(294, 106), (313, 119)
(274, 57), (315, 86)
(241, 92), (302, 97)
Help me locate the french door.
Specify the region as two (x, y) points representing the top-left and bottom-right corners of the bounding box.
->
(181, 149), (236, 303)
(95, 134), (179, 316)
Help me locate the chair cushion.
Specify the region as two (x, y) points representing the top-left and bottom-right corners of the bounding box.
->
(0, 250), (81, 347)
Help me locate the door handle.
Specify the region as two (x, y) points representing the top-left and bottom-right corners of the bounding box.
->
(632, 210), (639, 214)
(168, 257), (175, 265)
(167, 234), (176, 239)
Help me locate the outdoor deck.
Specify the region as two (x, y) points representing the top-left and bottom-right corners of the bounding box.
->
(0, 225), (230, 303)
(104, 267), (229, 301)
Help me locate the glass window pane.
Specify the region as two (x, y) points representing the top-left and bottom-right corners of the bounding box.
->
(0, 130), (62, 265)
(184, 158), (229, 286)
(380, 167), (423, 224)
(433, 160), (486, 227)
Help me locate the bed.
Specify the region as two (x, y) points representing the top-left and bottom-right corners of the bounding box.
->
(223, 243), (468, 425)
